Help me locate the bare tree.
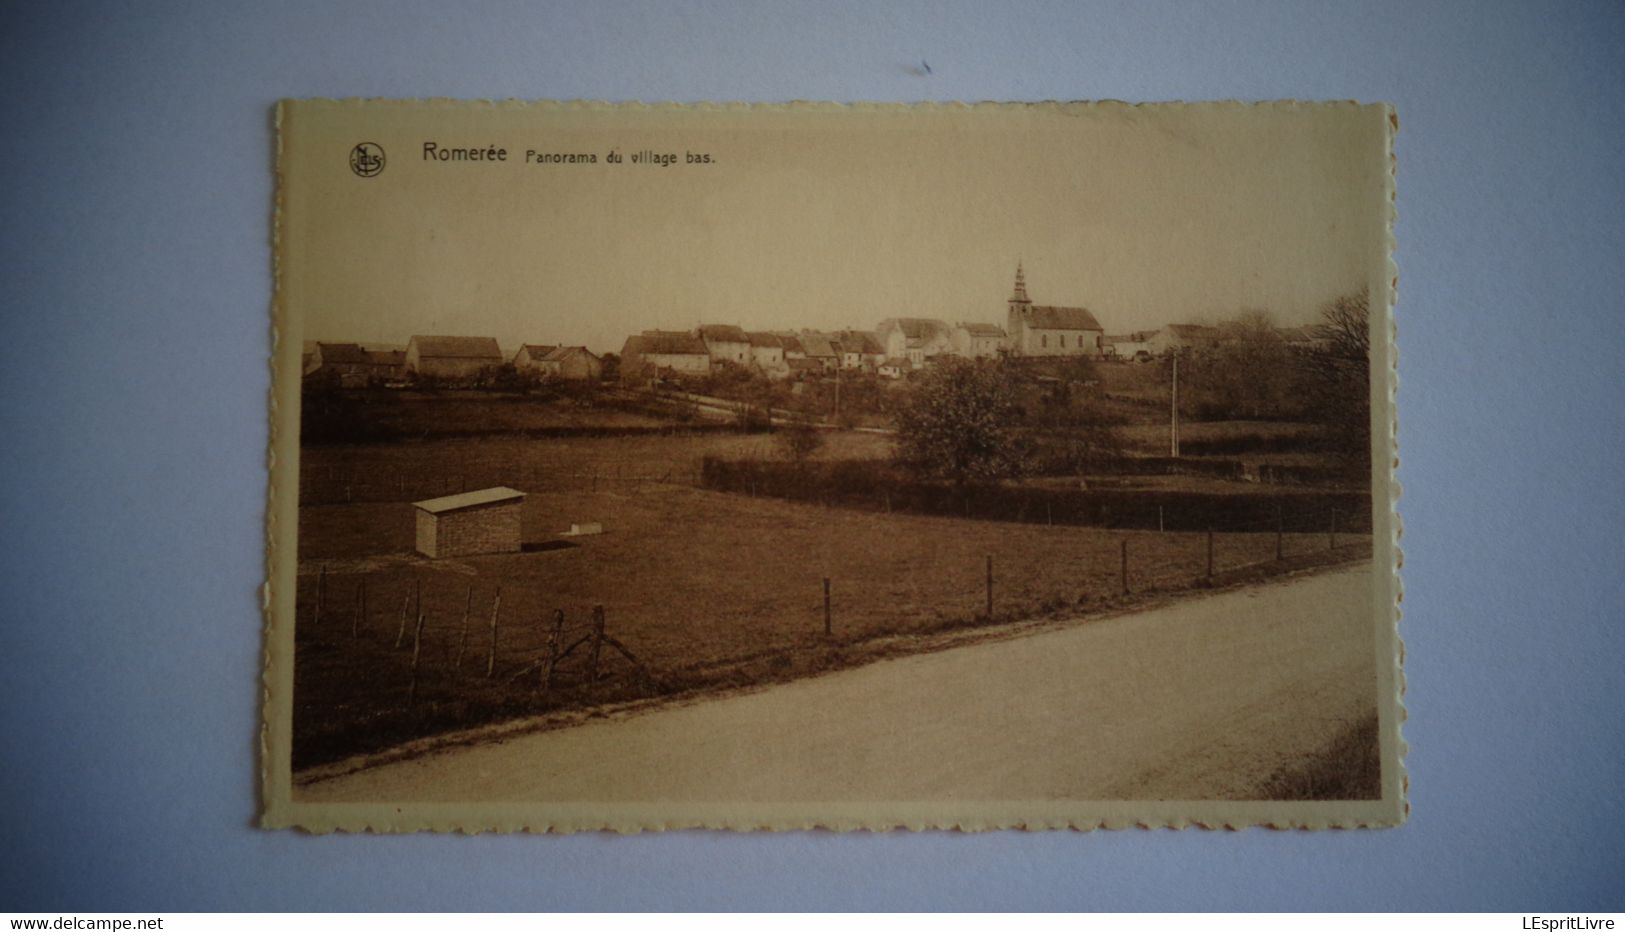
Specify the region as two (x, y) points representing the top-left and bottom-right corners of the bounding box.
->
(1306, 289), (1372, 464)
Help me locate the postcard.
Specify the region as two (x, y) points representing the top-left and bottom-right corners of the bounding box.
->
(263, 99), (1402, 831)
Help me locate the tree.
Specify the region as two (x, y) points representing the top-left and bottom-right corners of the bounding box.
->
(776, 421), (825, 467)
(892, 358), (1024, 484)
(1305, 289), (1371, 463)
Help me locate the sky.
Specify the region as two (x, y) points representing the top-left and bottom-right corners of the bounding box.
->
(282, 101), (1392, 355)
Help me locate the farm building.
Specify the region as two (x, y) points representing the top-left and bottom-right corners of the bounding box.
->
(745, 332), (789, 378)
(836, 330), (887, 370)
(1103, 331), (1159, 361)
(412, 486), (526, 558)
(698, 324), (752, 366)
(515, 344), (602, 380)
(619, 330), (711, 381)
(1004, 263), (1104, 357)
(952, 322), (1007, 359)
(1145, 323), (1220, 356)
(405, 335), (504, 379)
(797, 332), (842, 371)
(304, 342), (405, 387)
(876, 317), (953, 366)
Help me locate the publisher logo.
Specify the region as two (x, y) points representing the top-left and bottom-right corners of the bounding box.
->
(349, 142), (385, 177)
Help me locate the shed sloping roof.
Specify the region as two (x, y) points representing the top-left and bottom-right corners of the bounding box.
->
(698, 324), (749, 343)
(410, 335), (503, 359)
(413, 486), (526, 514)
(839, 330), (886, 354)
(1025, 306), (1103, 331)
(746, 332), (784, 348)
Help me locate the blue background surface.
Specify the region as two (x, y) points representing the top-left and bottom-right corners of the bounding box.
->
(1, 0), (1622, 911)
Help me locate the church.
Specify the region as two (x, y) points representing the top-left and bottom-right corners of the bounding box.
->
(1004, 263), (1104, 357)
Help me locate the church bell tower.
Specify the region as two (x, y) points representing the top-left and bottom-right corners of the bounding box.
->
(1007, 261), (1032, 353)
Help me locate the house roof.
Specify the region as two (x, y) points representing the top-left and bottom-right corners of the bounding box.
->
(839, 330), (886, 355)
(880, 317), (952, 342)
(746, 332), (784, 348)
(1164, 324), (1220, 342)
(409, 335), (503, 359)
(799, 334), (840, 357)
(880, 357), (912, 368)
(367, 349), (406, 366)
(698, 324), (749, 343)
(543, 345), (598, 361)
(1103, 330), (1157, 345)
(1024, 306), (1103, 331)
(316, 342), (370, 364)
(957, 323), (1006, 338)
(778, 335), (805, 355)
(627, 331), (709, 356)
(517, 343), (559, 360)
(413, 486), (525, 514)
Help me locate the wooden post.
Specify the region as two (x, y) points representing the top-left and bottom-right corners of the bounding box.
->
(485, 587), (502, 678)
(407, 606), (426, 706)
(985, 555), (994, 618)
(1206, 528), (1215, 577)
(455, 585), (472, 668)
(588, 605), (605, 682)
(352, 578), (365, 640)
(543, 608), (565, 692)
(1329, 509), (1338, 550)
(394, 586), (412, 649)
(1047, 501), (1053, 526)
(1275, 502), (1284, 561)
(823, 578), (832, 636)
(1120, 539), (1129, 595)
(1158, 504), (1164, 532)
(398, 474), (405, 496)
(313, 564), (325, 629)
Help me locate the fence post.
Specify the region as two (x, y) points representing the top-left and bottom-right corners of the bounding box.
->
(1206, 528), (1214, 577)
(588, 605), (605, 682)
(1329, 509), (1338, 550)
(485, 587), (502, 678)
(407, 605), (426, 706)
(353, 578), (365, 640)
(543, 609), (565, 692)
(455, 586), (472, 668)
(394, 585), (413, 649)
(1120, 539), (1130, 595)
(823, 578), (832, 636)
(1047, 501), (1053, 526)
(1276, 502), (1284, 561)
(313, 564), (325, 630)
(1158, 504), (1164, 532)
(985, 555), (994, 618)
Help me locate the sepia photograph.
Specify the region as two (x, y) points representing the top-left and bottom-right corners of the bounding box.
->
(264, 99), (1401, 831)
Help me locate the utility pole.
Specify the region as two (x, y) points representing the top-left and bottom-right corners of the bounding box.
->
(1170, 354), (1181, 458)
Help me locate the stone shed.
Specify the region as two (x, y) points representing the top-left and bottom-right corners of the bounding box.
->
(412, 486), (525, 558)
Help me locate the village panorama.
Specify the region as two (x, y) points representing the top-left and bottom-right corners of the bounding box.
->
(291, 261), (1379, 805)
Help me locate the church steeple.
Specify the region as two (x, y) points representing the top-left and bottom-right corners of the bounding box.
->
(1011, 261), (1031, 305)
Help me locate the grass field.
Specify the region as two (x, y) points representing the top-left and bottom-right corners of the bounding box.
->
(292, 431), (1370, 769)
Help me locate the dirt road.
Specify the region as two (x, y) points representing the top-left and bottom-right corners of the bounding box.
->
(299, 565), (1377, 802)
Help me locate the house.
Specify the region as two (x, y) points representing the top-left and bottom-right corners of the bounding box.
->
(1145, 323), (1220, 356)
(412, 486), (525, 558)
(951, 322), (1006, 359)
(515, 344), (602, 380)
(619, 330), (712, 381)
(1003, 263), (1104, 357)
(698, 324), (752, 368)
(1276, 324), (1332, 353)
(745, 332), (789, 378)
(797, 332), (842, 371)
(306, 342), (403, 387)
(1103, 331), (1159, 361)
(778, 334), (807, 361)
(405, 335), (504, 379)
(836, 330), (886, 370)
(877, 357), (911, 379)
(363, 347), (407, 381)
(876, 317), (953, 366)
